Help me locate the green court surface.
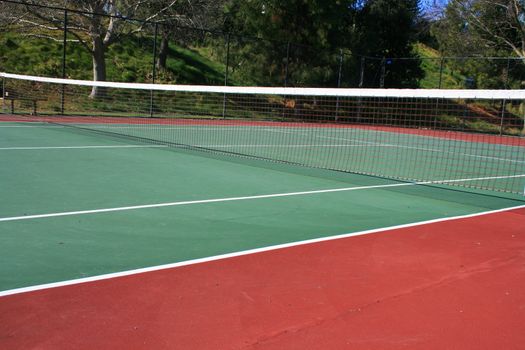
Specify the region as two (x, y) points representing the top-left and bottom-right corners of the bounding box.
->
(0, 122), (524, 292)
(67, 121), (525, 193)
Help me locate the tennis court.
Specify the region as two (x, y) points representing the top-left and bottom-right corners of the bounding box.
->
(1, 75), (525, 349)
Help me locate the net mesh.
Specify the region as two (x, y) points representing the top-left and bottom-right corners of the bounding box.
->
(2, 72), (525, 195)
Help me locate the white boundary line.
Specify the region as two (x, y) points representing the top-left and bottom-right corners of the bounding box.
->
(1, 203), (524, 298)
(0, 125), (65, 128)
(1, 174), (524, 223)
(192, 144), (393, 148)
(0, 145), (168, 151)
(0, 182), (415, 222)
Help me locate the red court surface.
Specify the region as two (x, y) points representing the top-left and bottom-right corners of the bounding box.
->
(1, 208), (524, 349)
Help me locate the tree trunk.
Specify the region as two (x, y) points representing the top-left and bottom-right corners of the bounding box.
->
(89, 36), (107, 99)
(156, 32), (169, 71)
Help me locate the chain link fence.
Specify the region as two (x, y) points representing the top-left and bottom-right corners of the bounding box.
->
(1, 1), (524, 135)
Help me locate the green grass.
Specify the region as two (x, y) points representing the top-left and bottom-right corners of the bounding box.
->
(415, 43), (466, 89)
(0, 33), (229, 85)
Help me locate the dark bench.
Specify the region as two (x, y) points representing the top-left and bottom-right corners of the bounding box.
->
(2, 91), (47, 115)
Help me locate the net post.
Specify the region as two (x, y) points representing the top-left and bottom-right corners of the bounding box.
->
(522, 100), (525, 138)
(150, 22), (159, 118)
(1, 77), (5, 115)
(222, 33), (231, 119)
(61, 9), (68, 115)
(335, 49), (344, 122)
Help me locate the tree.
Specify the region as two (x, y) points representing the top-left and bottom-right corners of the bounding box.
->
(223, 0), (362, 86)
(434, 0), (525, 58)
(8, 1), (177, 97)
(432, 0), (525, 88)
(355, 0), (423, 87)
(145, 0), (225, 72)
(223, 0), (423, 88)
(433, 0), (525, 134)
(0, 1), (25, 29)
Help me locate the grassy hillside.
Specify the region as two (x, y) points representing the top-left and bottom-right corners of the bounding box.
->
(0, 33), (227, 85)
(1, 34), (470, 89)
(415, 43), (524, 135)
(415, 43), (466, 89)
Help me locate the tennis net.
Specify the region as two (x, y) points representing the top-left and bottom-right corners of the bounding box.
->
(1, 72), (524, 195)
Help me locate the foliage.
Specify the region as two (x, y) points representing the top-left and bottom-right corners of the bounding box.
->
(432, 0), (525, 89)
(0, 32), (225, 85)
(355, 0), (424, 87)
(221, 0), (350, 86)
(222, 0), (423, 88)
(415, 43), (465, 88)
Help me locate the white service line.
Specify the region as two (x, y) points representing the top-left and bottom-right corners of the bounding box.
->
(1, 203), (524, 298)
(192, 144), (386, 148)
(0, 125), (64, 128)
(0, 145), (168, 150)
(0, 182), (414, 222)
(83, 126), (251, 130)
(1, 174), (524, 223)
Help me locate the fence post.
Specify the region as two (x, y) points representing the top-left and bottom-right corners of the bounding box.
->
(224, 33), (231, 86)
(61, 9), (68, 115)
(357, 57), (366, 123)
(149, 22), (158, 118)
(359, 57), (365, 88)
(438, 57), (444, 89)
(499, 58), (512, 135)
(504, 57), (511, 88)
(335, 49), (344, 121)
(337, 49), (344, 88)
(379, 57), (386, 88)
(152, 23), (158, 84)
(433, 57), (445, 128)
(222, 33), (231, 119)
(284, 41), (291, 87)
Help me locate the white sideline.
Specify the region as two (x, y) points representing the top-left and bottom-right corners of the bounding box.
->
(0, 145), (168, 150)
(1, 203), (524, 298)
